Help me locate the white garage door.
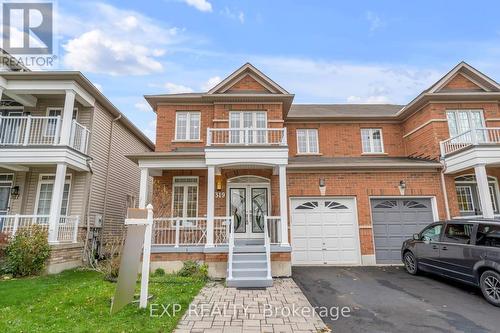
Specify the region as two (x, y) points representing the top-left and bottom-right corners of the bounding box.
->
(291, 197), (360, 265)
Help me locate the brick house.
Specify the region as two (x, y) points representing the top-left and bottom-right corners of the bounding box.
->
(129, 62), (500, 287)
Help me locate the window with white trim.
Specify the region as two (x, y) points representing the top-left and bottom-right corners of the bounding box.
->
(296, 129), (319, 154)
(175, 112), (200, 141)
(361, 128), (384, 153)
(46, 107), (78, 137)
(456, 186), (474, 212)
(172, 177), (198, 219)
(35, 175), (72, 222)
(446, 109), (485, 137)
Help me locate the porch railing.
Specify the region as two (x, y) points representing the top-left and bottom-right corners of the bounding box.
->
(440, 127), (500, 156)
(0, 215), (80, 243)
(0, 116), (91, 154)
(264, 216), (281, 245)
(207, 128), (287, 146)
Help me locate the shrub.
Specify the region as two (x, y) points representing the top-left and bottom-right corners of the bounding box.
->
(153, 268), (165, 277)
(96, 237), (124, 282)
(5, 225), (51, 277)
(177, 260), (208, 280)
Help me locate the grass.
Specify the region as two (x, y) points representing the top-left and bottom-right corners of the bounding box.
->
(0, 269), (206, 333)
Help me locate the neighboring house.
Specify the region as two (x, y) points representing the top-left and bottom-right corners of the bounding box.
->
(0, 71), (154, 273)
(128, 61), (500, 287)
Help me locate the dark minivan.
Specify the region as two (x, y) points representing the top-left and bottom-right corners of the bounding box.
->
(401, 219), (500, 306)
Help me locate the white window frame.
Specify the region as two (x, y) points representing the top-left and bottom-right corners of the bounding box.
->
(45, 107), (78, 137)
(455, 185), (475, 213)
(34, 173), (72, 217)
(446, 109), (485, 137)
(361, 128), (385, 154)
(229, 111), (268, 144)
(0, 173), (14, 215)
(174, 111), (201, 141)
(296, 128), (319, 154)
(171, 176), (199, 222)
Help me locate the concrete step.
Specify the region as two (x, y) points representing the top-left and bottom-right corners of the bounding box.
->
(227, 277), (273, 288)
(233, 253), (267, 262)
(233, 261), (267, 269)
(232, 268), (268, 278)
(233, 245), (266, 253)
(234, 238), (265, 246)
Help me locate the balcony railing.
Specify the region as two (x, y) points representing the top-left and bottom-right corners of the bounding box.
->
(207, 128), (287, 146)
(0, 215), (80, 243)
(440, 128), (500, 156)
(0, 116), (90, 154)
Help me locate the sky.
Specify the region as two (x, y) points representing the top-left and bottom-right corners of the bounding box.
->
(10, 0), (500, 142)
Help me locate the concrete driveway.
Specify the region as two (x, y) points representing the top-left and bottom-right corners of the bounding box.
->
(293, 266), (499, 333)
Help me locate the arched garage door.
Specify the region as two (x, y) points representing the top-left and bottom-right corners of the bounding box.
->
(290, 198), (360, 265)
(371, 198), (434, 264)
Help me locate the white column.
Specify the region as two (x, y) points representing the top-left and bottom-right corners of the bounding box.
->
(139, 167), (149, 209)
(48, 163), (67, 243)
(59, 89), (76, 145)
(0, 87), (4, 101)
(278, 164), (289, 246)
(206, 165), (215, 247)
(475, 164), (495, 218)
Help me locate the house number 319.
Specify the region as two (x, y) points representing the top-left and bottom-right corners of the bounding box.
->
(216, 192), (226, 199)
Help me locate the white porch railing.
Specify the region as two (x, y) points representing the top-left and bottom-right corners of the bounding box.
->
(263, 216), (272, 279)
(0, 215), (80, 243)
(207, 128), (287, 146)
(264, 216), (281, 245)
(440, 127), (500, 156)
(0, 116), (90, 154)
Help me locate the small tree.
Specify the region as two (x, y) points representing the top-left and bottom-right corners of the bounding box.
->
(5, 225), (51, 277)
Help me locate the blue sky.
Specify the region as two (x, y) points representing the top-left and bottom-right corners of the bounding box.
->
(44, 0), (500, 141)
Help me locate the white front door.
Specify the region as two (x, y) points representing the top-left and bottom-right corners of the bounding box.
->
(228, 184), (269, 239)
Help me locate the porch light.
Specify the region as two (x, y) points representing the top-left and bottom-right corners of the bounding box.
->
(10, 186), (20, 199)
(216, 175), (223, 191)
(398, 180), (406, 195)
(319, 178), (326, 196)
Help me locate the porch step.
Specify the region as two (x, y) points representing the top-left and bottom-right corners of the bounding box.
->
(233, 260), (267, 269)
(226, 277), (273, 288)
(233, 245), (266, 253)
(232, 253), (267, 262)
(234, 239), (265, 246)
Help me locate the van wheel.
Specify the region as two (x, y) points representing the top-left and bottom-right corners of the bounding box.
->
(480, 270), (500, 307)
(403, 251), (418, 275)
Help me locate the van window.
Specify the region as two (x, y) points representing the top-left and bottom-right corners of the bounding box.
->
(476, 224), (500, 248)
(442, 223), (474, 244)
(420, 224), (442, 242)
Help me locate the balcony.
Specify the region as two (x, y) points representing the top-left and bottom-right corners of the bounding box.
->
(0, 116), (90, 154)
(206, 128), (287, 146)
(0, 215), (80, 243)
(440, 128), (500, 173)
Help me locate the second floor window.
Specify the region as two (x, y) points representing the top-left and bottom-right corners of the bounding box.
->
(296, 129), (319, 154)
(446, 109), (485, 137)
(175, 112), (200, 141)
(361, 128), (384, 153)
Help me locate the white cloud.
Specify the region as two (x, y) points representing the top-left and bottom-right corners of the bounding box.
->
(135, 101), (151, 112)
(59, 3), (181, 75)
(365, 11), (384, 32)
(164, 82), (194, 93)
(201, 76), (222, 90)
(253, 57), (441, 104)
(183, 0), (212, 12)
(142, 119), (157, 141)
(221, 7), (245, 24)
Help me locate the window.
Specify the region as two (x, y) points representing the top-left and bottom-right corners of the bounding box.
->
(420, 224), (442, 242)
(456, 186), (475, 212)
(172, 177), (198, 222)
(442, 223), (474, 244)
(361, 128), (384, 153)
(229, 111), (267, 144)
(35, 174), (72, 223)
(296, 129), (319, 154)
(476, 224), (500, 248)
(46, 107), (78, 137)
(175, 112), (200, 141)
(324, 201), (348, 209)
(446, 109), (485, 138)
(295, 201), (319, 210)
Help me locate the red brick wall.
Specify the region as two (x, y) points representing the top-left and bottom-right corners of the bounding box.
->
(442, 73), (482, 91)
(287, 170), (445, 255)
(227, 75), (270, 93)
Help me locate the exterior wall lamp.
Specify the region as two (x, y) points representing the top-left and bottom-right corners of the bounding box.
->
(398, 180), (406, 196)
(10, 186), (20, 199)
(319, 178), (326, 196)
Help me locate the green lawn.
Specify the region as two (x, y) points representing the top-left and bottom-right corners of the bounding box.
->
(0, 269), (205, 333)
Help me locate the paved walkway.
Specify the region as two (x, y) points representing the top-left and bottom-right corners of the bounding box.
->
(174, 278), (329, 333)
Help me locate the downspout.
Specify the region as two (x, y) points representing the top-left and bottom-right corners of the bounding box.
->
(440, 158), (451, 220)
(82, 157), (94, 265)
(100, 114), (122, 251)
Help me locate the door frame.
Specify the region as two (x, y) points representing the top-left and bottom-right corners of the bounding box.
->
(226, 176), (271, 239)
(369, 196), (439, 265)
(289, 196), (362, 266)
(0, 173), (14, 215)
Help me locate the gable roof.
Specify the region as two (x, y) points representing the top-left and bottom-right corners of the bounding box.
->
(207, 63), (289, 94)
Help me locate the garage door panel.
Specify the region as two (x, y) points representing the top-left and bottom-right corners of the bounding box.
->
(371, 198), (433, 264)
(291, 198), (360, 265)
